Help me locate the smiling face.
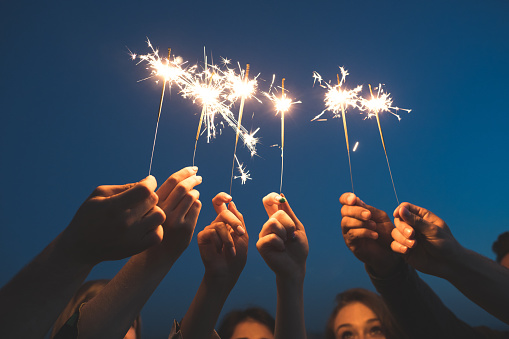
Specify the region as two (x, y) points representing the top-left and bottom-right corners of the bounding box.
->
(230, 319), (274, 339)
(333, 302), (386, 339)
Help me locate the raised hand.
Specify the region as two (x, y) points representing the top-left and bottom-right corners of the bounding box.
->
(61, 175), (166, 265)
(392, 202), (460, 277)
(257, 193), (308, 282)
(156, 166), (202, 259)
(340, 192), (401, 277)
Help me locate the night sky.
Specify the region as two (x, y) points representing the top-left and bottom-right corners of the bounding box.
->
(1, 0), (509, 337)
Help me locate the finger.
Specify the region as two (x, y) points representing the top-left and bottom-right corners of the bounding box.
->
(277, 194), (304, 231)
(214, 222), (236, 256)
(184, 200), (202, 226)
(228, 201), (246, 235)
(211, 192), (232, 215)
(257, 233), (286, 252)
(109, 176), (158, 208)
(391, 240), (408, 254)
(173, 189), (201, 219)
(339, 192), (357, 206)
(140, 205), (166, 230)
(397, 204), (439, 235)
(341, 217), (377, 233)
(215, 209), (243, 229)
(165, 175), (203, 211)
(344, 228), (379, 242)
(271, 210), (297, 237)
(391, 227), (415, 248)
(259, 217), (289, 241)
(394, 218), (415, 239)
(341, 205), (372, 221)
(262, 192), (285, 217)
(199, 227), (223, 253)
(157, 167), (199, 202)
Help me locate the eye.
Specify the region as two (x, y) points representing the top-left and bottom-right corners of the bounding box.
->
(368, 325), (385, 337)
(341, 331), (354, 339)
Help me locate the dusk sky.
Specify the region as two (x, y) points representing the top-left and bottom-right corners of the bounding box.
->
(1, 0), (509, 336)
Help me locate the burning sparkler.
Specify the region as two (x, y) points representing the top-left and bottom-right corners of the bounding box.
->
(130, 38), (194, 175)
(234, 154), (252, 185)
(264, 75), (301, 193)
(313, 67), (362, 193)
(360, 84), (411, 204)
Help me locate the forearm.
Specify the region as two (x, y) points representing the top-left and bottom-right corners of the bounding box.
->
(180, 273), (235, 339)
(442, 246), (509, 325)
(0, 234), (93, 338)
(77, 246), (177, 339)
(274, 275), (306, 339)
(367, 263), (476, 339)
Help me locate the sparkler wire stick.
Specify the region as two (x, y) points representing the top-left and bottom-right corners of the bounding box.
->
(280, 78), (285, 194)
(229, 64), (250, 196)
(369, 84), (399, 205)
(148, 48), (171, 175)
(338, 74), (354, 194)
(192, 72), (215, 167)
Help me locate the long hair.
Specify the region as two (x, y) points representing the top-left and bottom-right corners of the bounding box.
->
(217, 307), (275, 339)
(325, 288), (404, 339)
(50, 279), (141, 338)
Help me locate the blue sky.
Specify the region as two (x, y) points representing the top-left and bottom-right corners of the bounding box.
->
(1, 0), (509, 336)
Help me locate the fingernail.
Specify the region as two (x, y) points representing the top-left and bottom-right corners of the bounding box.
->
(224, 193), (232, 201)
(404, 228), (413, 237)
(275, 194), (286, 203)
(236, 225), (245, 235)
(230, 246), (236, 256)
(196, 176), (203, 182)
(361, 211), (370, 219)
(369, 220), (376, 228)
(400, 244), (408, 253)
(406, 239), (415, 247)
(371, 232), (379, 239)
(191, 166), (198, 172)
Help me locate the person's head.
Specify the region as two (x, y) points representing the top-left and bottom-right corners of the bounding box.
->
(325, 288), (402, 339)
(217, 307), (275, 339)
(493, 231), (509, 268)
(51, 279), (141, 339)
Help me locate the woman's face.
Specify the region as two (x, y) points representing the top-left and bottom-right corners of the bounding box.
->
(333, 302), (386, 339)
(230, 319), (274, 339)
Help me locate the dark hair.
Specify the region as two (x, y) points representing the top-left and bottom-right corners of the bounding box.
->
(217, 307), (275, 339)
(492, 232), (509, 263)
(325, 288), (404, 339)
(50, 279), (141, 338)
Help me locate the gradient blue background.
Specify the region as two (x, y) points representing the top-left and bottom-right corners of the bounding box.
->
(1, 0), (509, 337)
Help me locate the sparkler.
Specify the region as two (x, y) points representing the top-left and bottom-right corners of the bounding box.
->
(130, 38), (194, 175)
(361, 84), (411, 205)
(264, 75), (301, 193)
(312, 67), (362, 193)
(229, 64), (252, 195)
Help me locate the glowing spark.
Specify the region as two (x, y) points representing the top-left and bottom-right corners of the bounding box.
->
(234, 154), (252, 185)
(312, 67), (362, 121)
(360, 84), (412, 121)
(353, 141), (359, 152)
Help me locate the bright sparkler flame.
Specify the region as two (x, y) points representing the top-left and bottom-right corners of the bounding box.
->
(129, 38), (194, 87)
(312, 67), (362, 120)
(263, 75), (301, 115)
(360, 84), (412, 121)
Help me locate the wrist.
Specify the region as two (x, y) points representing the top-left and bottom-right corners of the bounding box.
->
(51, 231), (96, 272)
(275, 265), (306, 287)
(202, 272), (236, 297)
(367, 255), (405, 279)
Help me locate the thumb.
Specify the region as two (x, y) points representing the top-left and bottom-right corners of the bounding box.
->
(399, 203), (442, 235)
